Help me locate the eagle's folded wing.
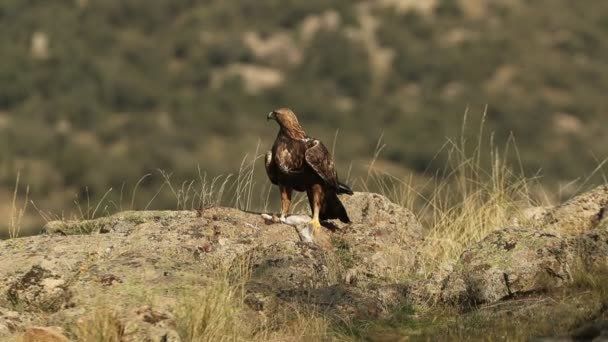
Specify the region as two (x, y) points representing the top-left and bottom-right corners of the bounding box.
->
(265, 150), (279, 185)
(304, 139), (339, 189)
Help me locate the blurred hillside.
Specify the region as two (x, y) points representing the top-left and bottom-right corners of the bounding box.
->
(1, 0), (608, 235)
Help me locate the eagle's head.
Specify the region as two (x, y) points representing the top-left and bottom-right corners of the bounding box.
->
(267, 108), (306, 139)
(267, 108), (297, 124)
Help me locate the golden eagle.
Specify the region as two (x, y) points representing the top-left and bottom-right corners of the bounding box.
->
(265, 108), (353, 235)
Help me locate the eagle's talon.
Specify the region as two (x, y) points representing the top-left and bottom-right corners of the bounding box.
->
(310, 219), (322, 235)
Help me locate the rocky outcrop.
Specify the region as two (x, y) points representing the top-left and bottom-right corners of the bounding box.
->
(526, 185), (608, 235)
(3, 186), (608, 338)
(1, 192), (422, 339)
(570, 221), (608, 269)
(440, 185), (608, 308)
(440, 225), (608, 308)
(440, 228), (571, 306)
(336, 192), (424, 284)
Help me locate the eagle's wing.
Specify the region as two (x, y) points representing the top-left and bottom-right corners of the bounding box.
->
(304, 139), (339, 189)
(265, 150), (279, 185)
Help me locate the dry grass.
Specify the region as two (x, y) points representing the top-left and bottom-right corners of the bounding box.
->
(174, 279), (246, 341)
(174, 283), (338, 342)
(365, 111), (536, 276)
(176, 293), (336, 342)
(173, 255), (251, 342)
(414, 135), (532, 274)
(72, 307), (126, 342)
(170, 253), (342, 342)
(254, 308), (336, 342)
(9, 172), (30, 239)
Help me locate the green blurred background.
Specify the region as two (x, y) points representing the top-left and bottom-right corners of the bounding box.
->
(2, 0), (608, 237)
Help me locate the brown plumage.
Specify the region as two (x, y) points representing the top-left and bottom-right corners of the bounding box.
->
(265, 108), (353, 233)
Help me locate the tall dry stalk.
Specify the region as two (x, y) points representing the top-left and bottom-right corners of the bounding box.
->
(9, 172), (29, 239)
(365, 111), (534, 276)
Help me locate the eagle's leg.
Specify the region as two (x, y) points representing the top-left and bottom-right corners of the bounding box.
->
(309, 184), (324, 235)
(279, 186), (292, 223)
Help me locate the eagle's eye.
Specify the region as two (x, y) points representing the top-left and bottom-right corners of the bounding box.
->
(267, 111), (278, 121)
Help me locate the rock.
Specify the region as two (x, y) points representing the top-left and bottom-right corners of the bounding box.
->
(126, 306), (181, 342)
(43, 210), (198, 235)
(1, 206), (298, 337)
(437, 185), (608, 308)
(22, 326), (69, 342)
(338, 192), (424, 285)
(540, 185), (608, 235)
(341, 192), (423, 232)
(244, 193), (423, 319)
(0, 193), (424, 336)
(510, 206), (553, 227)
(408, 261), (455, 305)
(245, 240), (341, 316)
(245, 240), (409, 320)
(0, 307), (35, 337)
(4, 265), (72, 313)
(440, 216), (608, 309)
(441, 227), (571, 307)
(570, 224), (608, 269)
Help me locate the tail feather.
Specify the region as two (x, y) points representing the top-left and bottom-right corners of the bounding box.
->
(321, 192), (350, 223)
(337, 182), (354, 195)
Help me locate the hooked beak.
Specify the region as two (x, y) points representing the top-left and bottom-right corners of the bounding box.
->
(267, 111), (276, 121)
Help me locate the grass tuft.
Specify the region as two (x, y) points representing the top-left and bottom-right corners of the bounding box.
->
(174, 278), (246, 342)
(366, 112), (535, 276)
(174, 255), (252, 341)
(9, 171), (30, 239)
(73, 307), (126, 342)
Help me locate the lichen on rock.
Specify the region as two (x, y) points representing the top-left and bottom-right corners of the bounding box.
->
(440, 227), (571, 307)
(4, 265), (73, 313)
(533, 185), (608, 235)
